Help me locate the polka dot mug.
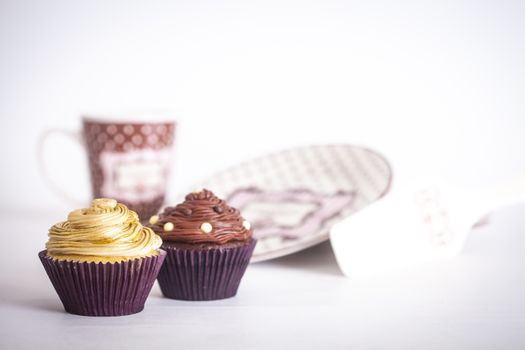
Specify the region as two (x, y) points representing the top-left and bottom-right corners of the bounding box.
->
(38, 115), (176, 221)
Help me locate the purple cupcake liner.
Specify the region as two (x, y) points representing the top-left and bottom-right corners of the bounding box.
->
(157, 239), (257, 301)
(38, 250), (166, 316)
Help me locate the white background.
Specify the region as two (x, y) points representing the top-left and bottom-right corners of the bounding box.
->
(1, 0), (524, 214)
(1, 1), (525, 349)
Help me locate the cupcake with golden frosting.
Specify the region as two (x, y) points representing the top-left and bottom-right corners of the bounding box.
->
(148, 189), (256, 300)
(39, 198), (165, 316)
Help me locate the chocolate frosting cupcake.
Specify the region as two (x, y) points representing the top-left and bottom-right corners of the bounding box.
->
(149, 189), (252, 246)
(149, 189), (256, 301)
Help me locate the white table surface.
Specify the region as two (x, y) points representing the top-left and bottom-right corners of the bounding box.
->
(1, 204), (525, 350)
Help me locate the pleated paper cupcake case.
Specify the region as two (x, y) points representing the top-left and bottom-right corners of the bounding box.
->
(157, 239), (256, 301)
(39, 250), (166, 316)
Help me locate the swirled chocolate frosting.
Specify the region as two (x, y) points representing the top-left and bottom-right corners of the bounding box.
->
(46, 198), (162, 262)
(149, 189), (252, 244)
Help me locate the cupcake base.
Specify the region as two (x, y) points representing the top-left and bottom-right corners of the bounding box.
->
(38, 250), (166, 316)
(157, 239), (256, 301)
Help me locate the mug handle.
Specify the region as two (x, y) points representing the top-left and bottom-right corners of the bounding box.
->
(37, 128), (87, 206)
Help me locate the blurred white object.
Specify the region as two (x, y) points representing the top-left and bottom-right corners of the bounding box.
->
(330, 178), (525, 277)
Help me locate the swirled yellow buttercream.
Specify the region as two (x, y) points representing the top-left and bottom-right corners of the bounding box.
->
(46, 198), (162, 263)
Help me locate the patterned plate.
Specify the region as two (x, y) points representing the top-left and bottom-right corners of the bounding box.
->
(197, 144), (393, 262)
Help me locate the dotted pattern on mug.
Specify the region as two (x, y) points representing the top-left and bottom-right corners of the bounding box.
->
(83, 121), (175, 220)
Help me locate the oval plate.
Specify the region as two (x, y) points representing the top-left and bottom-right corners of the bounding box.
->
(197, 144), (392, 262)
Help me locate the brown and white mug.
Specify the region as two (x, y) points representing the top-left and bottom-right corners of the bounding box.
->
(38, 115), (176, 220)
